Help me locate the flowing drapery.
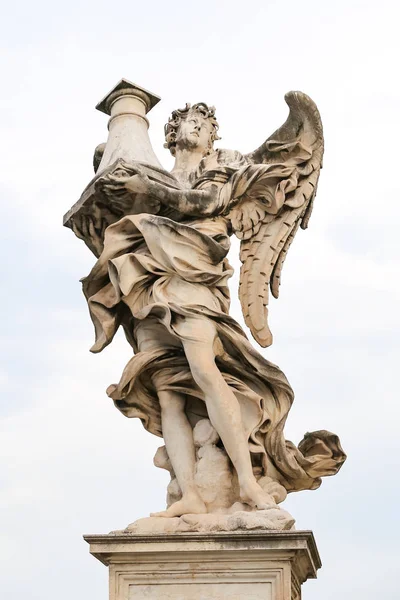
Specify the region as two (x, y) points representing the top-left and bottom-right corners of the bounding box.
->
(81, 150), (345, 493)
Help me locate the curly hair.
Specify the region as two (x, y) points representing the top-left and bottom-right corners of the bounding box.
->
(164, 102), (220, 156)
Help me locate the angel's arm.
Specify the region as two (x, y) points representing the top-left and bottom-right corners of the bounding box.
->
(125, 172), (224, 217)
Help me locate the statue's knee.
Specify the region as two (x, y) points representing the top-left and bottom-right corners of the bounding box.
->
(191, 361), (219, 392)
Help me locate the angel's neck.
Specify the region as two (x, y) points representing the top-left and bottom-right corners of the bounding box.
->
(172, 148), (206, 176)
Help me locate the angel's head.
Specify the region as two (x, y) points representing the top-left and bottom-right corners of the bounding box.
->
(164, 103), (220, 157)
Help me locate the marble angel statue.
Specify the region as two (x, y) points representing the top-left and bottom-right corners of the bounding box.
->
(66, 81), (345, 525)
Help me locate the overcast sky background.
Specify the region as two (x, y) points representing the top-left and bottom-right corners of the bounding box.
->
(1, 0), (399, 598)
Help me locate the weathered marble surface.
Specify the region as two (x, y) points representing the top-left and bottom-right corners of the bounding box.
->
(65, 79), (346, 528)
(154, 419), (288, 513)
(84, 530), (320, 600)
(122, 509), (295, 534)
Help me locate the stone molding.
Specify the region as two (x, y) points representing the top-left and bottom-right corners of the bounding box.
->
(84, 530), (321, 600)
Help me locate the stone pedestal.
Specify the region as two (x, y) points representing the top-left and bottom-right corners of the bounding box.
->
(84, 530), (321, 600)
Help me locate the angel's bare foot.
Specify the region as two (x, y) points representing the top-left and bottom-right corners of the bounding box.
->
(240, 479), (277, 510)
(150, 493), (206, 518)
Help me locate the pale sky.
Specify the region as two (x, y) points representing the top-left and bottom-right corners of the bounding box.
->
(1, 0), (399, 598)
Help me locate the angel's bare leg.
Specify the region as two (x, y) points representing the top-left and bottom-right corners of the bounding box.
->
(134, 319), (205, 517)
(150, 387), (206, 518)
(181, 320), (276, 510)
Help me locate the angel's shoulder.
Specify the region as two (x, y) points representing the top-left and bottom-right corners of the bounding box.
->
(202, 148), (247, 170)
(215, 148), (247, 167)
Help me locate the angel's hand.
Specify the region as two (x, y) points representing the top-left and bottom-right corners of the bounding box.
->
(71, 215), (103, 256)
(125, 172), (151, 195)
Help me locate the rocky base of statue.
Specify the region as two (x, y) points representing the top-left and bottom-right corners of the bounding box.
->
(122, 507), (295, 534)
(116, 419), (295, 534)
(84, 530), (321, 600)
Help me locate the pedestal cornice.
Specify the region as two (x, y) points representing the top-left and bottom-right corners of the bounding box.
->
(84, 529), (321, 600)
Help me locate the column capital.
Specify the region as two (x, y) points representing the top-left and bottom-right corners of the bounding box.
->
(95, 79), (161, 115)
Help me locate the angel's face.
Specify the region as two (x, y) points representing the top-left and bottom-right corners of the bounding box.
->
(176, 112), (213, 154)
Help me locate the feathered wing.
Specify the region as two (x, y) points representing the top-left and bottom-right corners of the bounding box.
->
(231, 91), (324, 347)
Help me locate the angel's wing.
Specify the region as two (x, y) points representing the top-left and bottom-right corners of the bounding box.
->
(93, 143), (106, 173)
(232, 91), (324, 347)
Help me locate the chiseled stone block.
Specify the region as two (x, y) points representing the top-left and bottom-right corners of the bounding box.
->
(84, 530), (321, 600)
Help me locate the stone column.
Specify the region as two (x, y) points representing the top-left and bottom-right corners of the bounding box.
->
(95, 78), (163, 171)
(63, 79), (176, 256)
(84, 530), (321, 600)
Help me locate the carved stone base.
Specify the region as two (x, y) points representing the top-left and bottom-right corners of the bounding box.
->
(84, 530), (321, 600)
